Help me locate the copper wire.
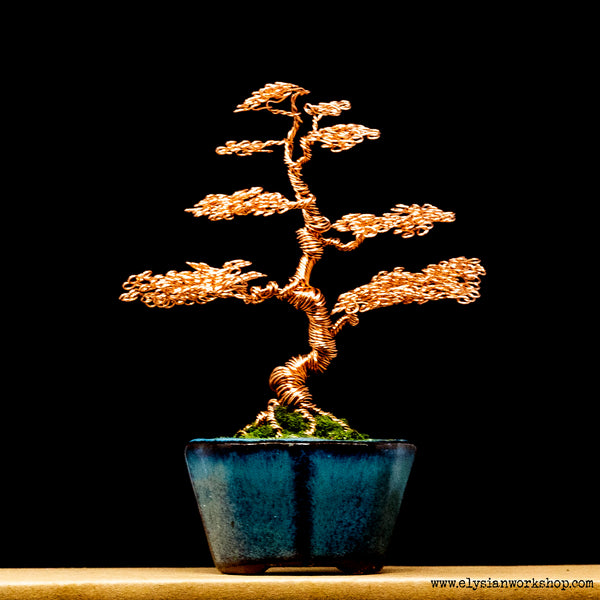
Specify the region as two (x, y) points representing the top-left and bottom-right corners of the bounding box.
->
(185, 187), (309, 220)
(119, 260), (266, 309)
(119, 81), (486, 437)
(233, 81), (310, 115)
(332, 203), (456, 239)
(215, 139), (285, 156)
(302, 123), (381, 153)
(269, 285), (337, 408)
(332, 257), (486, 316)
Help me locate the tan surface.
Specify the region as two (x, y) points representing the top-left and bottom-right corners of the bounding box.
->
(1, 565), (598, 599)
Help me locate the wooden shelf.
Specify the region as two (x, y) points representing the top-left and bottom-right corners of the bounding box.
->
(1, 565), (597, 599)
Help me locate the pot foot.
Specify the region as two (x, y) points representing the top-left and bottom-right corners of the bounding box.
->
(336, 561), (383, 575)
(218, 564), (268, 575)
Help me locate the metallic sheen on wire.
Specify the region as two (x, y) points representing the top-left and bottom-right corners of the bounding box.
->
(119, 81), (486, 436)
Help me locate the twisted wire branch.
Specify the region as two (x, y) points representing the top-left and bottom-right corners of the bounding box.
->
(185, 187), (310, 220)
(302, 123), (381, 153)
(304, 100), (352, 130)
(234, 81), (310, 115)
(332, 257), (486, 316)
(304, 100), (352, 117)
(332, 203), (456, 239)
(119, 260), (266, 309)
(215, 139), (285, 156)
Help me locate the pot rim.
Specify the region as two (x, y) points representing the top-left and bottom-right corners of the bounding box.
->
(188, 437), (414, 445)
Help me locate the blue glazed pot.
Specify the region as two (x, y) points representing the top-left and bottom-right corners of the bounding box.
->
(185, 438), (416, 574)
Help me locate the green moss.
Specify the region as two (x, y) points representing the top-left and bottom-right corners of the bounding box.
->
(238, 423), (276, 438)
(313, 414), (370, 440)
(236, 406), (370, 440)
(273, 406), (309, 434)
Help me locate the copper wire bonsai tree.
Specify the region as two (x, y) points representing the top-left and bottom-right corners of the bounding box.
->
(120, 82), (486, 438)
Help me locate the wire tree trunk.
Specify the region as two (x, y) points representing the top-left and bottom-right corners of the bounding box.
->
(244, 95), (352, 435)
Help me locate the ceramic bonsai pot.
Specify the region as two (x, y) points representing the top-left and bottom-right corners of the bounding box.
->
(185, 438), (416, 574)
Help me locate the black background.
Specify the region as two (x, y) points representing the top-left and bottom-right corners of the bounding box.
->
(4, 7), (596, 567)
